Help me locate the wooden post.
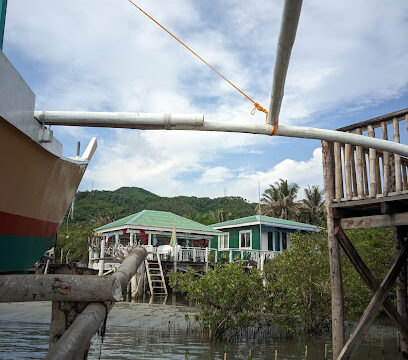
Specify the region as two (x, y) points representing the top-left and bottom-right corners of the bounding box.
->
(396, 226), (408, 358)
(344, 143), (352, 200)
(362, 152), (369, 196)
(375, 153), (382, 195)
(393, 118), (402, 193)
(367, 125), (378, 198)
(322, 140), (345, 359)
(381, 122), (390, 196)
(334, 142), (344, 201)
(355, 129), (364, 199)
(402, 166), (408, 191)
(46, 247), (147, 360)
(336, 241), (408, 359)
(350, 146), (357, 197)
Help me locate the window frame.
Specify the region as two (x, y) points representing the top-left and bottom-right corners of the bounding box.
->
(239, 230), (252, 249)
(218, 233), (230, 250)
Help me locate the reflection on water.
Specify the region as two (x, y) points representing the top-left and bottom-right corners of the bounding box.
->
(0, 318), (402, 360)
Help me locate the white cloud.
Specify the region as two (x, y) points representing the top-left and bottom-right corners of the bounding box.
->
(3, 0), (408, 203)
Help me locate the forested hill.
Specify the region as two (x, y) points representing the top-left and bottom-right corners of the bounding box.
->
(73, 187), (256, 225)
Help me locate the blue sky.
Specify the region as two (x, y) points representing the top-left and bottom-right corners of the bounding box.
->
(3, 0), (408, 201)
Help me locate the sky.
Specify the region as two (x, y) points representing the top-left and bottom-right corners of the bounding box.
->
(3, 0), (408, 202)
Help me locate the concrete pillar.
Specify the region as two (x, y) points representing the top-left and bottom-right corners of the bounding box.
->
(98, 236), (106, 276)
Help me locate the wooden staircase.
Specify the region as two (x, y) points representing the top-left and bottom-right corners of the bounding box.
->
(145, 254), (168, 296)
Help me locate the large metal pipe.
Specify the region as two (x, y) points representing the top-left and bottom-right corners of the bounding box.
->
(35, 111), (204, 129)
(184, 122), (408, 158)
(36, 111), (408, 157)
(267, 0), (303, 125)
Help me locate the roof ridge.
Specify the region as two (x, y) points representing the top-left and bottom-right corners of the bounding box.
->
(129, 209), (146, 223)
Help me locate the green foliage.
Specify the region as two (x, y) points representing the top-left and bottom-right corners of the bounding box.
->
(264, 232), (331, 334)
(170, 228), (397, 337)
(56, 219), (95, 263)
(342, 227), (396, 318)
(72, 187), (256, 225)
(170, 264), (266, 338)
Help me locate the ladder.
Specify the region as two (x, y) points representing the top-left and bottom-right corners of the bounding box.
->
(145, 254), (168, 296)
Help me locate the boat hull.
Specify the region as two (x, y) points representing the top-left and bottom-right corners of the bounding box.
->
(0, 117), (88, 272)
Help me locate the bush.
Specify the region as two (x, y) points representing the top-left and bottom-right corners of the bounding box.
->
(264, 232), (331, 334)
(170, 263), (266, 338)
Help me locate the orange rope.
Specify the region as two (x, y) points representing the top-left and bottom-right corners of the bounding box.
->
(126, 0), (277, 131)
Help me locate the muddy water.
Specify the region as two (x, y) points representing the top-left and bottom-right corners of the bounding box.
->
(0, 302), (403, 359)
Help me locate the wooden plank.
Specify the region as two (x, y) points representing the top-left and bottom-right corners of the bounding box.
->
(337, 241), (408, 360)
(331, 191), (408, 209)
(393, 117), (402, 193)
(340, 212), (408, 229)
(322, 140), (345, 359)
(381, 122), (390, 196)
(334, 142), (344, 201)
(395, 227), (408, 358)
(337, 108), (408, 132)
(344, 143), (353, 200)
(355, 129), (365, 199)
(367, 125), (378, 198)
(335, 227), (408, 340)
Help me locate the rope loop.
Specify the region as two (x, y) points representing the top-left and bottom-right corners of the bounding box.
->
(251, 102), (268, 120)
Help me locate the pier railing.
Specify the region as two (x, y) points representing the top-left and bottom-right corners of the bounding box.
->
(332, 110), (408, 202)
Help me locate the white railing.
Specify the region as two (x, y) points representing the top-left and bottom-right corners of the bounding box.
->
(139, 245), (280, 269)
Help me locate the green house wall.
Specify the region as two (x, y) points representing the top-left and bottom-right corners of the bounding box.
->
(211, 225), (261, 250)
(210, 224), (313, 250)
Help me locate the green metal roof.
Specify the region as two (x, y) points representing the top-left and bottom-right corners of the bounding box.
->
(210, 215), (318, 230)
(95, 210), (221, 234)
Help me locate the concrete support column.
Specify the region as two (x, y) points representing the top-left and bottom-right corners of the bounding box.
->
(98, 236), (106, 276)
(129, 232), (134, 247)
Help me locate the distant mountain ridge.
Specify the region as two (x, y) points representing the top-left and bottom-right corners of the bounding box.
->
(73, 187), (256, 225)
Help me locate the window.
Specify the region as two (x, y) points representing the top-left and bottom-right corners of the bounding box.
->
(218, 233), (229, 249)
(239, 230), (252, 249)
(282, 232), (287, 250)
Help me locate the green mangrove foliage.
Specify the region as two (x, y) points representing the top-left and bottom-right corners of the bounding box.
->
(264, 231), (331, 334)
(171, 228), (398, 337)
(170, 263), (266, 338)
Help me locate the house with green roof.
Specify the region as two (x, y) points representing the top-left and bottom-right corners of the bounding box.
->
(210, 215), (319, 254)
(94, 209), (221, 246)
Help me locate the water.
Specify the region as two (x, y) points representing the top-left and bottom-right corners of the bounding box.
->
(0, 302), (403, 359)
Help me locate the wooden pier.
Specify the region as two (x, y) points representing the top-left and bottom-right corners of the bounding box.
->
(322, 108), (408, 359)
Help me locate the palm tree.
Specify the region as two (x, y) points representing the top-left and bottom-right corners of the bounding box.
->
(299, 185), (325, 225)
(260, 179), (299, 219)
(210, 209), (233, 223)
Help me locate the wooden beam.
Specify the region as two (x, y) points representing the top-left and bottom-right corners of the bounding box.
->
(0, 274), (121, 303)
(45, 246), (147, 360)
(340, 212), (408, 229)
(322, 140), (345, 359)
(395, 227), (408, 358)
(336, 240), (408, 360)
(334, 227), (408, 339)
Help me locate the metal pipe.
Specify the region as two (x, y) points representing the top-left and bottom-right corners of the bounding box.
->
(36, 110), (408, 157)
(34, 111), (204, 129)
(267, 0), (303, 125)
(184, 122), (408, 158)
